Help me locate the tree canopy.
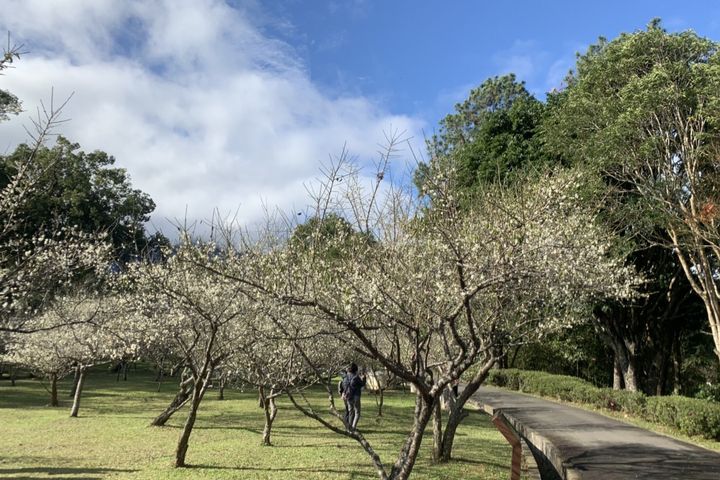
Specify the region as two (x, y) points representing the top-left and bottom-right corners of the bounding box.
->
(416, 74), (550, 195)
(543, 19), (720, 365)
(0, 137), (156, 261)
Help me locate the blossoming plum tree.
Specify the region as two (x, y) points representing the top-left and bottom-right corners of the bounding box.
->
(216, 135), (640, 480)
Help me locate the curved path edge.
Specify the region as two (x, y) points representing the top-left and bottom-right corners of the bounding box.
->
(469, 386), (720, 480)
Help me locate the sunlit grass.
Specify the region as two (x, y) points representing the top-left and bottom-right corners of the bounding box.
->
(0, 369), (514, 479)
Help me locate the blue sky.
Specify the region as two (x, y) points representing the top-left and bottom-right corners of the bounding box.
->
(1, 0), (718, 234)
(259, 0), (720, 124)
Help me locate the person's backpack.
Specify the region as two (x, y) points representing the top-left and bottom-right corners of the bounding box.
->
(343, 374), (365, 400)
(341, 374), (357, 400)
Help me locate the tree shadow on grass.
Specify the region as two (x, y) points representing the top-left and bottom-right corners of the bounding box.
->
(188, 464), (376, 478)
(269, 442), (356, 449)
(194, 425), (262, 434)
(0, 466), (137, 479)
(452, 456), (511, 470)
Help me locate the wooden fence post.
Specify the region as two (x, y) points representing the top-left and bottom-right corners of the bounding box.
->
(492, 410), (522, 480)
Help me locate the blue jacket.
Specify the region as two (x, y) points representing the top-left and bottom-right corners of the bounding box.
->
(340, 373), (365, 398)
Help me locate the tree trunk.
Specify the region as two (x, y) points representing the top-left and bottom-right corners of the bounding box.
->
(655, 351), (667, 396)
(436, 357), (496, 463)
(217, 374), (227, 400)
(431, 398), (443, 463)
(613, 355), (623, 390)
(260, 387), (278, 446)
(672, 332), (682, 395)
(50, 373), (59, 407)
(123, 361), (129, 381)
(703, 301), (720, 364)
(622, 354), (639, 392)
(387, 393), (434, 480)
(610, 338), (639, 392)
(439, 384), (456, 412)
(654, 336), (674, 396)
(495, 345), (507, 368)
(670, 231), (720, 365)
(69, 365), (81, 397)
(156, 368), (164, 392)
(70, 367), (87, 417)
(151, 376), (194, 426)
(376, 388), (384, 417)
(174, 373), (211, 467)
(508, 345), (522, 369)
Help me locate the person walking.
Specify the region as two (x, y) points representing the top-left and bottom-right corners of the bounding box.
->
(338, 367), (351, 424)
(340, 363), (366, 431)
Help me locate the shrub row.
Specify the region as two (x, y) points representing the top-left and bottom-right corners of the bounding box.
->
(486, 369), (720, 441)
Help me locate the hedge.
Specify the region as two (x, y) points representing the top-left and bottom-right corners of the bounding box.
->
(485, 369), (720, 441)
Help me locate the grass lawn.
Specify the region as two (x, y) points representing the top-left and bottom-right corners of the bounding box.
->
(0, 369), (515, 479)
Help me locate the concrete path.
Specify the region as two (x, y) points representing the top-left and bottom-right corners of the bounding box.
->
(471, 386), (720, 480)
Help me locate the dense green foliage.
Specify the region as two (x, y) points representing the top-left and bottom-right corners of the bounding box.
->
(544, 18), (720, 176)
(0, 137), (158, 261)
(416, 74), (550, 195)
(486, 369), (720, 441)
(543, 19), (720, 373)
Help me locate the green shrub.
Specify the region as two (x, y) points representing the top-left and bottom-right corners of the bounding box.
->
(485, 368), (720, 441)
(608, 389), (647, 416)
(645, 396), (720, 440)
(696, 383), (720, 403)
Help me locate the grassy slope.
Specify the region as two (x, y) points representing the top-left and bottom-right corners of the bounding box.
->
(0, 370), (514, 479)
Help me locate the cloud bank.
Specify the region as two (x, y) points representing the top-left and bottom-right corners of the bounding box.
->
(0, 0), (422, 235)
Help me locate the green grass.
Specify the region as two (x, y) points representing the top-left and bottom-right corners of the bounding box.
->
(0, 370), (514, 479)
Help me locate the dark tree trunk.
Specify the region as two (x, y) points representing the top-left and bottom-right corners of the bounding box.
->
(151, 376), (194, 426)
(70, 367), (87, 417)
(436, 357), (495, 463)
(672, 332), (682, 395)
(376, 388), (385, 417)
(50, 373), (59, 407)
(495, 345), (506, 368)
(115, 361), (124, 382)
(174, 372), (211, 467)
(508, 345), (522, 369)
(388, 393), (434, 480)
(654, 336), (673, 396)
(613, 355), (623, 390)
(608, 336), (639, 392)
(594, 308), (641, 392)
(156, 368), (164, 392)
(217, 374), (227, 400)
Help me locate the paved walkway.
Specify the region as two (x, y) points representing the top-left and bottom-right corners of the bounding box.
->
(471, 386), (720, 480)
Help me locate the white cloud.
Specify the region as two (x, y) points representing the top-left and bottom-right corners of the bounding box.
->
(493, 40), (547, 86)
(0, 0), (422, 236)
(545, 58), (573, 92)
